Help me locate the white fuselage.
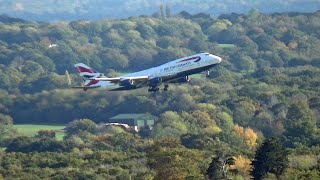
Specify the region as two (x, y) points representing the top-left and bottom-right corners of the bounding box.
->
(97, 52), (221, 90)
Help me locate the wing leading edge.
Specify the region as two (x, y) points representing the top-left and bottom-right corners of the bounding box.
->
(91, 76), (149, 83)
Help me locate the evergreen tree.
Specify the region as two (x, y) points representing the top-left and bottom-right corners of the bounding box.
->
(251, 137), (289, 180)
(206, 155), (235, 180)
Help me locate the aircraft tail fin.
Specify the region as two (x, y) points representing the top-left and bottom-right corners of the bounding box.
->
(74, 63), (105, 89)
(75, 63), (98, 75)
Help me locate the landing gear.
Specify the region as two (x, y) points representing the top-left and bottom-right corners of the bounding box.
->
(206, 70), (210, 77)
(148, 86), (159, 92)
(148, 84), (169, 92)
(163, 84), (169, 91)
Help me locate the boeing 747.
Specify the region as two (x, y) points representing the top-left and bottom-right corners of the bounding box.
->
(73, 52), (222, 92)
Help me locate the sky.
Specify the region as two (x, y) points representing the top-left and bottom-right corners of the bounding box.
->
(0, 0), (319, 21)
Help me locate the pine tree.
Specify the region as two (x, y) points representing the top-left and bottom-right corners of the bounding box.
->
(206, 151), (235, 180)
(251, 137), (288, 180)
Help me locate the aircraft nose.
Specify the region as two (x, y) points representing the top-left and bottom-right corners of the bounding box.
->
(213, 56), (222, 63)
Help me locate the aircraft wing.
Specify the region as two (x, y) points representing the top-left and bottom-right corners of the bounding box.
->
(91, 76), (149, 83)
(156, 72), (179, 80)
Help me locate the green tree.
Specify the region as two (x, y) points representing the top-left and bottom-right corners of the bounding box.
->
(99, 48), (128, 69)
(206, 155), (235, 180)
(0, 114), (17, 146)
(233, 100), (256, 126)
(251, 137), (289, 180)
(110, 132), (137, 151)
(5, 136), (33, 153)
(152, 111), (188, 138)
(65, 119), (97, 137)
(148, 137), (205, 180)
(284, 101), (317, 146)
(136, 23), (156, 39)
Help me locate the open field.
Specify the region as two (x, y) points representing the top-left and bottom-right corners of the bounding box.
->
(14, 125), (66, 140)
(190, 73), (205, 79)
(217, 44), (236, 49)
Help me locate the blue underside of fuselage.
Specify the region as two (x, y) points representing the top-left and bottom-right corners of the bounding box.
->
(110, 64), (217, 91)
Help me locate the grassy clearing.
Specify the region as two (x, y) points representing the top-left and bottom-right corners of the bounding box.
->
(14, 124), (66, 140)
(217, 44), (236, 49)
(190, 74), (204, 79)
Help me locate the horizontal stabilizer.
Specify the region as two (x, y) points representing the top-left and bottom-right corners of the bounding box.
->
(72, 85), (101, 91)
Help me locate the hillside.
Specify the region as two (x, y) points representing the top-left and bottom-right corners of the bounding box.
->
(0, 11), (319, 179)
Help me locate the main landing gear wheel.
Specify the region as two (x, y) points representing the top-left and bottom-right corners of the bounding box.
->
(163, 84), (169, 91)
(148, 86), (159, 92)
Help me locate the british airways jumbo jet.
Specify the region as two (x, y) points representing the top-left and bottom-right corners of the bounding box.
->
(73, 52), (222, 92)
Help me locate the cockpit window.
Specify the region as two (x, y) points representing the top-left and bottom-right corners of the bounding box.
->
(205, 53), (210, 55)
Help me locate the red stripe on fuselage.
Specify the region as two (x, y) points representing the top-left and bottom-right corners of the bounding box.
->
(178, 56), (200, 63)
(76, 66), (97, 73)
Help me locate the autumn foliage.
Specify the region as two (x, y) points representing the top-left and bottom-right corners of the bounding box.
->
(233, 124), (258, 149)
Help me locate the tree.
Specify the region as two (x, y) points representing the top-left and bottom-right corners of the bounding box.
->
(136, 23), (156, 39)
(6, 136), (33, 153)
(248, 8), (260, 20)
(188, 37), (208, 52)
(36, 130), (56, 139)
(233, 125), (258, 149)
(109, 132), (137, 151)
(182, 110), (221, 135)
(284, 101), (317, 146)
(206, 155), (235, 180)
(46, 43), (79, 73)
(230, 155), (252, 178)
(21, 61), (44, 81)
(233, 100), (256, 126)
(148, 137), (205, 179)
(251, 137), (288, 180)
(99, 48), (128, 69)
(28, 138), (66, 152)
(151, 111), (188, 138)
(0, 114), (17, 146)
(102, 30), (125, 48)
(65, 119), (97, 137)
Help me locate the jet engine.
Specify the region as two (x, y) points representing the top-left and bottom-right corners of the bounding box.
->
(172, 76), (190, 83)
(149, 77), (162, 86)
(119, 79), (134, 87)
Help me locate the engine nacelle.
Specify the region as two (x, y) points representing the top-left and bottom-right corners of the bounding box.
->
(149, 77), (162, 86)
(172, 76), (190, 83)
(119, 79), (134, 87)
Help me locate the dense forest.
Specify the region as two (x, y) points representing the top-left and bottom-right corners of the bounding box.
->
(0, 9), (320, 179)
(1, 0), (320, 21)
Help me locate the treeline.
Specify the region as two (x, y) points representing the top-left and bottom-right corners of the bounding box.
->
(1, 118), (319, 179)
(0, 11), (319, 179)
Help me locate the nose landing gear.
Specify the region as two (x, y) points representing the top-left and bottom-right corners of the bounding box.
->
(163, 84), (169, 91)
(206, 70), (210, 77)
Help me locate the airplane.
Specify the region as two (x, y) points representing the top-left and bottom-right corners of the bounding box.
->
(73, 52), (222, 92)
